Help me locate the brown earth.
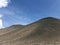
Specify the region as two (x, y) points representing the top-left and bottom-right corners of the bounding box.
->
(0, 17), (60, 45)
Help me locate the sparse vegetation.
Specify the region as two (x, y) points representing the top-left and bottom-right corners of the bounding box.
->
(0, 17), (60, 45)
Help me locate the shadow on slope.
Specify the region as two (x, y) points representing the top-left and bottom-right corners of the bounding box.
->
(0, 17), (60, 45)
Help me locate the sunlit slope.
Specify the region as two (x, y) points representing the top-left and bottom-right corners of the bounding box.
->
(0, 25), (24, 35)
(0, 17), (60, 45)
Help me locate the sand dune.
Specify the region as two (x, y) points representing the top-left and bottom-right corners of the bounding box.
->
(0, 17), (60, 45)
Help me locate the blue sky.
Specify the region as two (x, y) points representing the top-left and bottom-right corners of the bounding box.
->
(0, 0), (60, 27)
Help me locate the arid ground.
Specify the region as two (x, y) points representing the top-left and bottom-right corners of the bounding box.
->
(0, 17), (60, 45)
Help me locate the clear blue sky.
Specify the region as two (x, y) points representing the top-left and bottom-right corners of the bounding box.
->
(0, 0), (60, 27)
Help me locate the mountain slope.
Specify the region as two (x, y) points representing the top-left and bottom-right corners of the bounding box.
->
(0, 17), (60, 45)
(0, 25), (24, 35)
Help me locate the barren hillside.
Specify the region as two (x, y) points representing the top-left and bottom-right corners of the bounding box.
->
(0, 17), (60, 45)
